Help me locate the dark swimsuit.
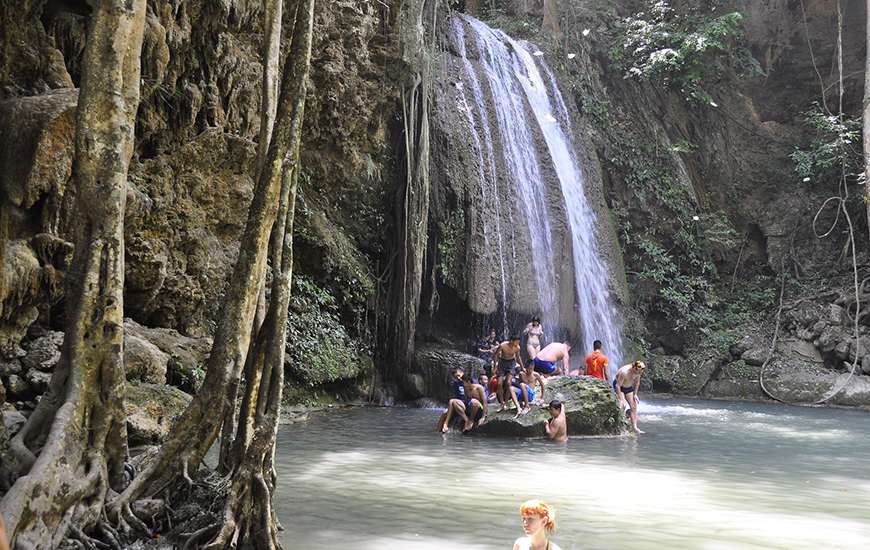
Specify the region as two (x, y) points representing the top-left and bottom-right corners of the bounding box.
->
(612, 379), (635, 394)
(498, 356), (516, 375)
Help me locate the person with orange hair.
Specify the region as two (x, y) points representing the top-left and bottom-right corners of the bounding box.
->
(513, 499), (562, 550)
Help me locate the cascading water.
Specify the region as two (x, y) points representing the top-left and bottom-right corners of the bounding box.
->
(455, 14), (623, 368)
(452, 20), (510, 333)
(455, 16), (560, 334)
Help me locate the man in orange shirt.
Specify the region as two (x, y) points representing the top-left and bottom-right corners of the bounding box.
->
(584, 340), (609, 383)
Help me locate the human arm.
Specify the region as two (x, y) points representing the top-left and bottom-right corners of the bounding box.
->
(562, 350), (570, 375)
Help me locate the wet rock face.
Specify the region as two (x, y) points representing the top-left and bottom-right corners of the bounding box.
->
(412, 345), (488, 401)
(477, 376), (628, 437)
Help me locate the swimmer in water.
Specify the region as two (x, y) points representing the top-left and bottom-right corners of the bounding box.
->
(613, 360), (646, 434)
(523, 316), (544, 359)
(544, 399), (567, 443)
(513, 499), (563, 550)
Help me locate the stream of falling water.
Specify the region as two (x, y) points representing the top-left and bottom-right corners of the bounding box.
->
(456, 15), (622, 366)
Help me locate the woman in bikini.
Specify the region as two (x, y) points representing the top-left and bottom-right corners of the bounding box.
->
(512, 499), (562, 550)
(523, 316), (544, 360)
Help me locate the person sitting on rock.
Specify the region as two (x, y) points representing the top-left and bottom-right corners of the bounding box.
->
(437, 366), (483, 433)
(463, 373), (488, 425)
(478, 374), (498, 403)
(532, 341), (571, 376)
(510, 364), (532, 415)
(544, 399), (567, 443)
(494, 336), (523, 413)
(613, 360), (646, 434)
(520, 360), (546, 406)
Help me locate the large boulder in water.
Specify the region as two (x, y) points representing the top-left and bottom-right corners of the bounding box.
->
(411, 345), (488, 401)
(476, 376), (628, 437)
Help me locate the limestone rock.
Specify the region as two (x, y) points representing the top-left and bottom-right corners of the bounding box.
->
(729, 334), (755, 358)
(413, 345), (488, 401)
(23, 369), (51, 392)
(2, 409), (27, 437)
(125, 319), (210, 393)
(5, 375), (30, 398)
(402, 373), (427, 399)
(476, 376), (627, 437)
(21, 331), (63, 372)
(741, 347), (768, 367)
(777, 338), (823, 364)
(644, 354), (721, 394)
(0, 89), (77, 210)
(703, 360), (764, 400)
(0, 359), (22, 376)
(124, 332), (169, 384)
(827, 303), (845, 325)
(125, 383), (192, 446)
(816, 325), (847, 354)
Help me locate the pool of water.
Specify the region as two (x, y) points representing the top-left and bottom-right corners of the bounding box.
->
(273, 398), (870, 549)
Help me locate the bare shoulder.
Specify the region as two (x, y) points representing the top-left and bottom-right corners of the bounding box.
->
(550, 542), (563, 550)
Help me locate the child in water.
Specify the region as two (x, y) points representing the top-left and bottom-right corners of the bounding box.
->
(513, 499), (562, 550)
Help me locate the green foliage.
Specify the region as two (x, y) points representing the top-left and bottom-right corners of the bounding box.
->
(790, 103), (862, 185)
(610, 1), (757, 105)
(286, 276), (370, 385)
(437, 208), (466, 291)
(571, 79), (737, 331)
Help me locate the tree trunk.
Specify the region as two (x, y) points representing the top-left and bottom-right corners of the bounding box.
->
(0, 1), (147, 547)
(389, 0), (437, 379)
(864, 0), (870, 241)
(218, 0), (285, 476)
(543, 0), (562, 39)
(111, 0), (316, 518)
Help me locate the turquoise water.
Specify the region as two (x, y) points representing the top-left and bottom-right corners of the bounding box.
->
(274, 399), (870, 549)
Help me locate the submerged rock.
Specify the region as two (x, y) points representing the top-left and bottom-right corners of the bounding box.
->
(476, 376), (628, 437)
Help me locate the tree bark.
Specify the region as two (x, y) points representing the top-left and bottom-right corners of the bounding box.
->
(218, 0), (285, 476)
(111, 0), (316, 517)
(389, 0), (437, 378)
(0, 1), (147, 547)
(864, 0), (870, 241)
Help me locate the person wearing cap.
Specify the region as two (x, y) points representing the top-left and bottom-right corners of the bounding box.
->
(613, 360), (646, 434)
(543, 399), (567, 443)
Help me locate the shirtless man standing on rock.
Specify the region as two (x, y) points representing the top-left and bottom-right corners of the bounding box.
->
(532, 342), (571, 376)
(494, 336), (523, 414)
(614, 360), (646, 434)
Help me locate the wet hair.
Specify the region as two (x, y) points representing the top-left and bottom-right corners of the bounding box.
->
(531, 316), (540, 324)
(462, 373), (474, 382)
(593, 339), (602, 350)
(632, 360), (646, 370)
(519, 499), (556, 532)
(549, 399), (562, 411)
(509, 335), (520, 342)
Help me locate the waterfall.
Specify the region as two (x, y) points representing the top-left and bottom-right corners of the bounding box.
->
(452, 20), (510, 333)
(456, 16), (560, 335)
(454, 14), (623, 368)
